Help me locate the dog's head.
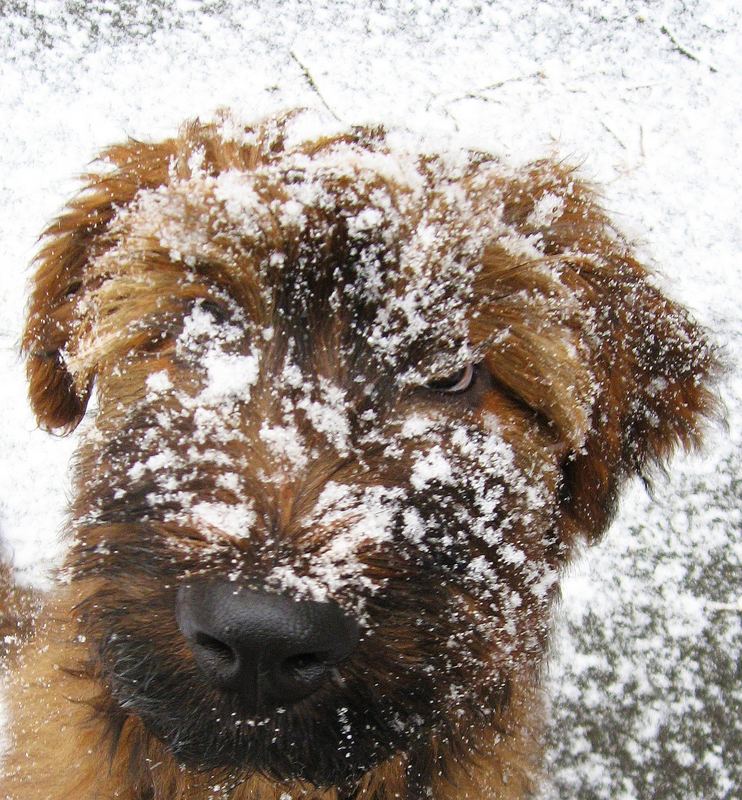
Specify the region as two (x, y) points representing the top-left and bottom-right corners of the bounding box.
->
(23, 111), (716, 789)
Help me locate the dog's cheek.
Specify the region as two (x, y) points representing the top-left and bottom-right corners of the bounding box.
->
(379, 421), (561, 660)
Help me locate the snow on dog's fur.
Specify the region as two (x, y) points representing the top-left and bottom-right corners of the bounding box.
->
(0, 110), (716, 800)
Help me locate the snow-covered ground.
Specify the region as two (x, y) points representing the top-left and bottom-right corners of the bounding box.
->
(0, 2), (739, 798)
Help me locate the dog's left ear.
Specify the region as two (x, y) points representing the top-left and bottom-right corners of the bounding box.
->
(476, 163), (719, 545)
(22, 138), (178, 433)
(560, 258), (719, 543)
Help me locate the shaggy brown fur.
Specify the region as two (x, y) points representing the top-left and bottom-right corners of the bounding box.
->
(0, 110), (716, 800)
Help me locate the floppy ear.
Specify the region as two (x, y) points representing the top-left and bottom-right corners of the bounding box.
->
(22, 138), (177, 433)
(564, 262), (718, 540)
(559, 255), (719, 542)
(21, 112), (300, 434)
(475, 161), (719, 545)
(535, 165), (719, 543)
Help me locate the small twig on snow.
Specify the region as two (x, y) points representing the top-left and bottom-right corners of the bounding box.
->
(600, 120), (627, 150)
(443, 71), (545, 108)
(290, 51), (341, 121)
(440, 105), (461, 133)
(477, 71), (545, 93)
(660, 25), (719, 73)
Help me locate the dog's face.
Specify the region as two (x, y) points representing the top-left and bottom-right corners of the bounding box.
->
(23, 112), (714, 789)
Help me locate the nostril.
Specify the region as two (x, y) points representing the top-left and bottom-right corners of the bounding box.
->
(284, 651), (328, 670)
(194, 631), (237, 666)
(283, 650), (331, 676)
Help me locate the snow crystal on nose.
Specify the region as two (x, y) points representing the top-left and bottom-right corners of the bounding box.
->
(259, 421), (309, 470)
(264, 482), (406, 614)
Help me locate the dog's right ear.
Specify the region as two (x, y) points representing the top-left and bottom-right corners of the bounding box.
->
(22, 138), (178, 433)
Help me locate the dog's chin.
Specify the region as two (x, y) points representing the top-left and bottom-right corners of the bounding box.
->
(110, 677), (414, 788)
(170, 742), (376, 788)
(149, 711), (397, 787)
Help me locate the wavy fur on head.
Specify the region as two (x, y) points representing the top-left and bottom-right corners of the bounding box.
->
(1, 110), (717, 800)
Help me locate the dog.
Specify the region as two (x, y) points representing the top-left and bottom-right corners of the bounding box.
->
(0, 110), (716, 800)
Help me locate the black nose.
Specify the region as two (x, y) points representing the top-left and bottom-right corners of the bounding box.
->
(175, 581), (358, 712)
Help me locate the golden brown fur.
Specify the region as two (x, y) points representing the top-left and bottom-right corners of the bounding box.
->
(0, 110), (716, 799)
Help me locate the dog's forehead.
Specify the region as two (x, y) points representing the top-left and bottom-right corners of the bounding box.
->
(103, 133), (509, 374)
(64, 117), (603, 456)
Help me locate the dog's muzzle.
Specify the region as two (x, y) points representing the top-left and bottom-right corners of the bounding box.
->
(176, 581), (359, 714)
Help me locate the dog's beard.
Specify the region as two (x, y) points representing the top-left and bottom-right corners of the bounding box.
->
(91, 609), (439, 787)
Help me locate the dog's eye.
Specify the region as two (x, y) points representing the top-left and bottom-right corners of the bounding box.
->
(426, 364), (476, 394)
